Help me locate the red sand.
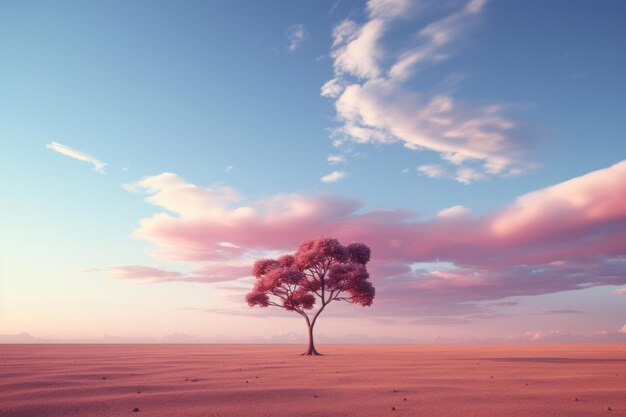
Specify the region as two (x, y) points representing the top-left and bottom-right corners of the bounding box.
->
(1, 344), (625, 417)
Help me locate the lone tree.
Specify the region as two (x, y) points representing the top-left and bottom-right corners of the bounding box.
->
(246, 237), (375, 355)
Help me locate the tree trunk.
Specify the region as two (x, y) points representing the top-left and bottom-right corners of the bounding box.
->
(302, 321), (321, 356)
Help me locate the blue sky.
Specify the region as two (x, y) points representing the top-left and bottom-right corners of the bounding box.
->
(1, 0), (625, 342)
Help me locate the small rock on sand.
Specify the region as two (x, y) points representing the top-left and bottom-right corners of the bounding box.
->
(605, 406), (613, 411)
(132, 407), (140, 412)
(391, 406), (396, 411)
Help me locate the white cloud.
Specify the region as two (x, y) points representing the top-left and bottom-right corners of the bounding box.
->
(122, 183), (142, 193)
(321, 78), (346, 98)
(286, 24), (307, 52)
(366, 0), (412, 19)
(332, 18), (386, 78)
(417, 164), (446, 179)
(46, 141), (107, 174)
(437, 205), (470, 219)
(225, 165), (236, 173)
(322, 0), (529, 182)
(455, 166), (484, 184)
(327, 154), (346, 164)
(321, 170), (346, 183)
(390, 0), (486, 80)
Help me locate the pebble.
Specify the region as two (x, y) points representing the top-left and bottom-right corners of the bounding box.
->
(132, 407), (140, 413)
(391, 406), (396, 411)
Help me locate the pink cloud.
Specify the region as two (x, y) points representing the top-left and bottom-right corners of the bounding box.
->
(104, 264), (250, 284)
(189, 263), (252, 281)
(108, 265), (183, 281)
(370, 258), (626, 316)
(122, 160), (626, 313)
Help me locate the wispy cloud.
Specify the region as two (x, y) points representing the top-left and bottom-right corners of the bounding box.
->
(46, 141), (107, 174)
(329, 0), (341, 15)
(539, 309), (583, 315)
(437, 205), (470, 219)
(613, 288), (626, 295)
(82, 264), (250, 284)
(286, 23), (307, 52)
(225, 165), (236, 173)
(322, 0), (531, 183)
(321, 170), (346, 183)
(417, 164), (446, 179)
(327, 154), (346, 164)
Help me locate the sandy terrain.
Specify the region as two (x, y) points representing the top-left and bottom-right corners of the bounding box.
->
(1, 344), (625, 417)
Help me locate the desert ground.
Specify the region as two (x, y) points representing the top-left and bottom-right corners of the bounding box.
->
(1, 344), (625, 417)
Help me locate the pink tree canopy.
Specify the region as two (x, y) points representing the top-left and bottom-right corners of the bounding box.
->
(246, 237), (375, 355)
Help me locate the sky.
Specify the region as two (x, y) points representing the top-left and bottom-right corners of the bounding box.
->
(1, 0), (625, 343)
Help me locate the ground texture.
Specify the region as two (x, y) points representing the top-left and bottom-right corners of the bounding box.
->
(1, 344), (625, 416)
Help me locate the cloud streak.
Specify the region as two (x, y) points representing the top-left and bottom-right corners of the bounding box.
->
(327, 154), (346, 164)
(321, 170), (346, 183)
(286, 24), (307, 52)
(46, 142), (107, 173)
(85, 264), (250, 284)
(322, 0), (530, 183)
